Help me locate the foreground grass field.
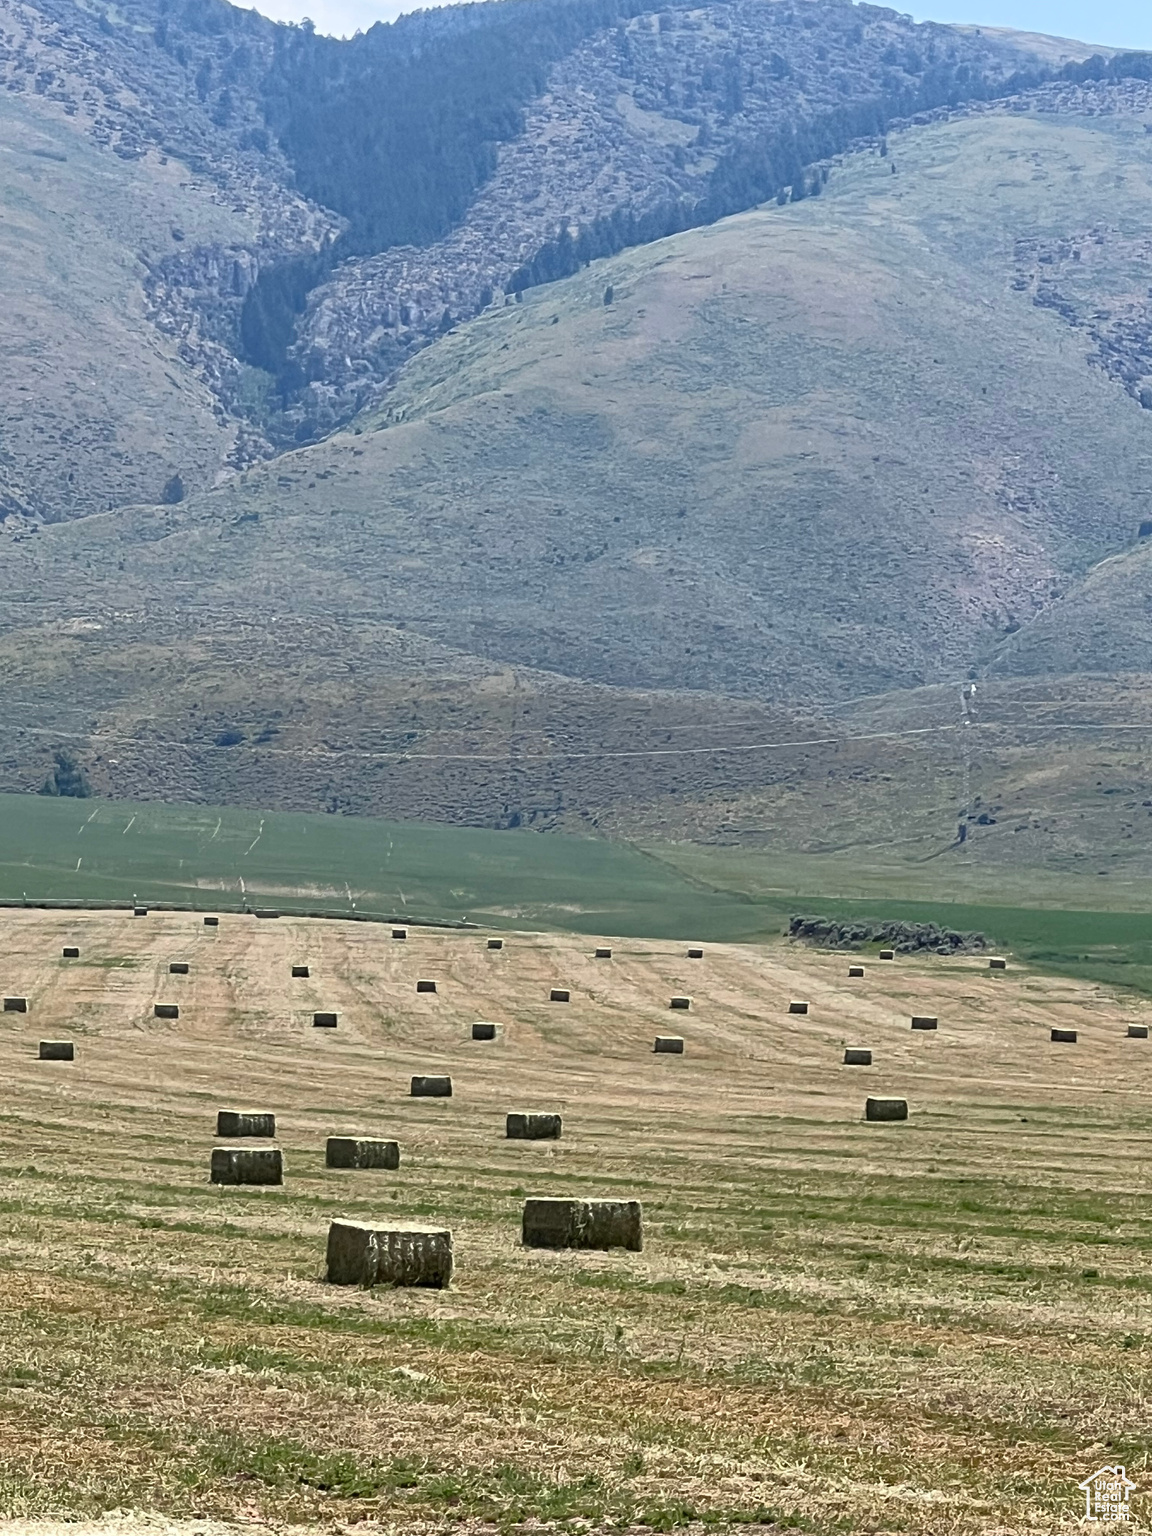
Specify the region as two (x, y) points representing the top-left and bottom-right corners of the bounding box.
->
(0, 908), (1150, 1531)
(0, 793), (760, 940)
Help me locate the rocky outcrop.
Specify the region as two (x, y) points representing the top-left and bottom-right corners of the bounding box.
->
(288, 0), (1045, 433)
(790, 916), (989, 952)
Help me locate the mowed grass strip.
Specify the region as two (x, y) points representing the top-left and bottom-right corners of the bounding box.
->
(0, 910), (1151, 1530)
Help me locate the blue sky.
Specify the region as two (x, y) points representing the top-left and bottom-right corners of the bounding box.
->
(912, 2), (1151, 49)
(248, 0), (1151, 50)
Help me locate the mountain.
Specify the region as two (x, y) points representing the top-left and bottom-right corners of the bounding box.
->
(3, 0), (1152, 895)
(0, 0), (1108, 497)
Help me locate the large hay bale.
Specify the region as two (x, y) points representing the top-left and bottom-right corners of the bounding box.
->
(879, 949), (895, 960)
(487, 938), (504, 951)
(216, 1110), (275, 1138)
(471, 1021), (503, 1041)
(168, 961), (190, 975)
(989, 957), (1007, 970)
(1051, 1028), (1077, 1043)
(595, 947), (613, 959)
(848, 965), (865, 978)
(254, 909), (280, 919)
(210, 1147), (283, 1185)
(788, 1000), (809, 1015)
(411, 1075), (452, 1097)
(62, 947), (80, 959)
(154, 1003), (179, 1019)
(669, 996), (691, 1011)
(416, 979), (437, 994)
(865, 1097), (907, 1122)
(326, 1219), (452, 1288)
(392, 928), (407, 940)
(522, 1197), (642, 1251)
(326, 1137), (400, 1170)
(507, 1112), (562, 1140)
(291, 964), (310, 978)
(134, 907), (148, 917)
(687, 948), (704, 959)
(203, 916), (219, 927)
(313, 1011), (338, 1028)
(844, 1048), (872, 1066)
(550, 988), (570, 1002)
(911, 1016), (938, 1031)
(1128, 1025), (1149, 1039)
(3, 997), (27, 1013)
(654, 1035), (684, 1054)
(39, 1040), (74, 1061)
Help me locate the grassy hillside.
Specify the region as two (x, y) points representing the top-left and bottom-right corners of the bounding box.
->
(4, 95), (1152, 871)
(9, 103), (1152, 691)
(0, 89), (256, 519)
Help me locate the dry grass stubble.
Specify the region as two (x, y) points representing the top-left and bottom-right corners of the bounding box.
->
(0, 911), (1150, 1531)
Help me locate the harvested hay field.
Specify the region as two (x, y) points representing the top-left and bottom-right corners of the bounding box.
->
(0, 909), (1151, 1532)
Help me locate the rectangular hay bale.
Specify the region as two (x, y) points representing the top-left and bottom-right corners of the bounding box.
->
(507, 1112), (562, 1140)
(844, 1048), (872, 1066)
(313, 1012), (338, 1028)
(669, 996), (691, 1010)
(550, 988), (570, 1002)
(522, 1196), (642, 1251)
(203, 916), (219, 927)
(848, 965), (865, 978)
(487, 938), (504, 950)
(594, 947), (613, 959)
(416, 979), (437, 994)
(210, 1147), (283, 1185)
(133, 907), (148, 917)
(989, 957), (1007, 970)
(879, 949), (895, 960)
(865, 1097), (907, 1122)
(216, 1110), (276, 1138)
(392, 928), (407, 940)
(687, 948), (704, 959)
(326, 1219), (452, 1288)
(326, 1137), (400, 1170)
(168, 961), (189, 974)
(788, 1000), (809, 1015)
(1051, 1028), (1078, 1043)
(1128, 1025), (1149, 1039)
(911, 1016), (938, 1030)
(62, 947), (79, 959)
(39, 1040), (74, 1061)
(411, 1074), (452, 1097)
(471, 1021), (503, 1041)
(3, 997), (27, 1013)
(154, 1003), (179, 1019)
(291, 964), (310, 978)
(654, 1035), (684, 1054)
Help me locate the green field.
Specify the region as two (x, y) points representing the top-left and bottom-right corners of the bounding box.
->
(0, 793), (762, 940)
(4, 793), (1152, 993)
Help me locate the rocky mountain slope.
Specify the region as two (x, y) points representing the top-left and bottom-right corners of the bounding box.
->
(4, 91), (1152, 874)
(3, 0), (1152, 891)
(0, 0), (1094, 505)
